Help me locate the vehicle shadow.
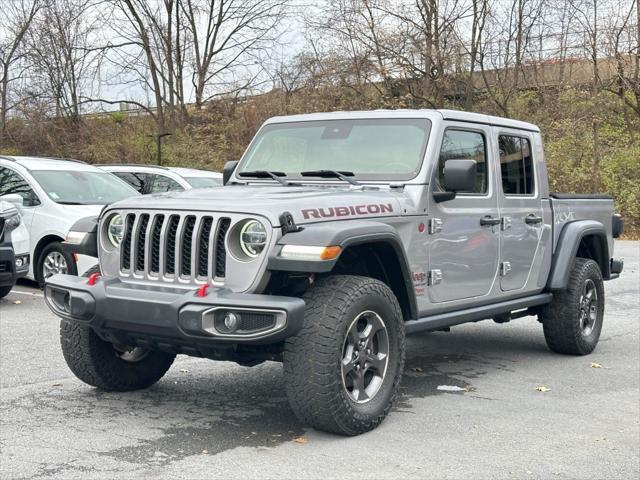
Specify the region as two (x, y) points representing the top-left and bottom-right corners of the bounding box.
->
(10, 322), (552, 468)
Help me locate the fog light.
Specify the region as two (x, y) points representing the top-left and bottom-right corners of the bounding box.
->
(223, 312), (240, 332)
(15, 257), (24, 268)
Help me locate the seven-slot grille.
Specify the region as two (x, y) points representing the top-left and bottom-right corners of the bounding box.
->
(120, 212), (231, 282)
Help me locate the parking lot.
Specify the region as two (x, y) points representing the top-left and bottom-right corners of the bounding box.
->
(1, 241), (638, 479)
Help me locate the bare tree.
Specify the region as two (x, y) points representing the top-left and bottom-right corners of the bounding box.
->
(0, 0), (40, 144)
(180, 0), (287, 110)
(28, 0), (103, 124)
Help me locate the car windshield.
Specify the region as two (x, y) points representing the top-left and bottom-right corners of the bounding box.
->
(184, 177), (222, 188)
(30, 170), (139, 205)
(238, 118), (431, 181)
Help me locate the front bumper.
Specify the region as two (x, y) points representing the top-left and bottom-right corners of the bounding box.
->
(0, 246), (29, 287)
(44, 274), (306, 350)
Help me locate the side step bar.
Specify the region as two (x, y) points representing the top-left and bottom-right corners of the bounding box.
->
(405, 293), (553, 335)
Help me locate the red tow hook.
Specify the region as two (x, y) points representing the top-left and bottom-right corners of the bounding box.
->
(196, 284), (210, 298)
(87, 272), (101, 286)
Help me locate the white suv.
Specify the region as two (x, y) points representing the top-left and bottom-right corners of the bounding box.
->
(98, 164), (222, 194)
(0, 156), (139, 284)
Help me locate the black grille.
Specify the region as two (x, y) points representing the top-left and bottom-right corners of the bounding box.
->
(119, 213), (232, 282)
(0, 261), (10, 273)
(165, 215), (180, 274)
(149, 215), (164, 274)
(135, 214), (150, 272)
(215, 218), (231, 278)
(181, 216), (197, 276)
(121, 214), (135, 270)
(239, 312), (276, 332)
(197, 217), (213, 277)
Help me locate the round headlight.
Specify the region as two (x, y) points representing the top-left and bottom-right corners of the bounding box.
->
(107, 214), (124, 248)
(239, 220), (267, 258)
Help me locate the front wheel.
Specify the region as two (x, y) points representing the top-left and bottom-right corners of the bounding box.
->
(0, 285), (13, 299)
(37, 241), (77, 287)
(541, 258), (605, 355)
(60, 319), (176, 391)
(283, 275), (405, 435)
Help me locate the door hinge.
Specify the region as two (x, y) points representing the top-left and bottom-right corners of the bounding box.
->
(428, 218), (443, 234)
(501, 261), (512, 276)
(501, 216), (512, 230)
(428, 269), (443, 286)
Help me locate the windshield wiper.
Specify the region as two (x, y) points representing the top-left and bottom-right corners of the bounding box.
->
(238, 170), (288, 185)
(56, 201), (85, 205)
(300, 170), (359, 185)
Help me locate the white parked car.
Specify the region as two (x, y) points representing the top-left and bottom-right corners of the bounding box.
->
(0, 200), (30, 298)
(98, 164), (222, 194)
(0, 156), (139, 284)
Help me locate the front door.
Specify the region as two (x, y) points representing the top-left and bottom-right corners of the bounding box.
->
(427, 124), (500, 304)
(495, 130), (544, 292)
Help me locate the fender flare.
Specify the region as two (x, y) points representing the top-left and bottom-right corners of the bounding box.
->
(547, 220), (610, 290)
(267, 220), (418, 320)
(61, 216), (99, 258)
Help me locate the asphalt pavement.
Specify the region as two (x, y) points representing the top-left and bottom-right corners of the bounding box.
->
(1, 241), (638, 479)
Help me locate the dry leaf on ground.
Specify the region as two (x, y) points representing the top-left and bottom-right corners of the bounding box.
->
(535, 385), (551, 392)
(293, 436), (307, 444)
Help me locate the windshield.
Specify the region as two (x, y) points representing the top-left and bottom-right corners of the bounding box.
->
(238, 118), (431, 181)
(30, 170), (139, 205)
(184, 176), (222, 188)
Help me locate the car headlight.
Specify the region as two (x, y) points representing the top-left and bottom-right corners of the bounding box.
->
(107, 214), (124, 248)
(239, 220), (267, 258)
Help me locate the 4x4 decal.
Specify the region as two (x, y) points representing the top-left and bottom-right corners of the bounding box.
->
(302, 203), (394, 219)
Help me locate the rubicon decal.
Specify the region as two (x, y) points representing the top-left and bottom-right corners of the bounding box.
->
(302, 203), (394, 219)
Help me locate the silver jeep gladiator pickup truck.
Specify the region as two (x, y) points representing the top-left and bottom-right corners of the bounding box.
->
(45, 109), (624, 435)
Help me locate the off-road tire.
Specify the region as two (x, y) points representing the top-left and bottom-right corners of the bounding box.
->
(283, 275), (405, 435)
(0, 285), (12, 299)
(541, 258), (605, 355)
(37, 241), (77, 287)
(59, 265), (175, 391)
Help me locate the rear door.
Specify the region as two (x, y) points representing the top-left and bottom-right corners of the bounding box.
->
(495, 129), (544, 292)
(427, 123), (500, 304)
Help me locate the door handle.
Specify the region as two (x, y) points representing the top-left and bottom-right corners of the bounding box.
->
(525, 214), (543, 225)
(480, 215), (501, 226)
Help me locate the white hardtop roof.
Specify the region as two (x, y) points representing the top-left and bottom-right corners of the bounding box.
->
(169, 167), (221, 178)
(0, 156), (105, 172)
(99, 164), (221, 178)
(264, 109), (540, 132)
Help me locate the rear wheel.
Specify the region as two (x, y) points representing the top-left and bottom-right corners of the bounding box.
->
(541, 258), (605, 355)
(283, 275), (405, 435)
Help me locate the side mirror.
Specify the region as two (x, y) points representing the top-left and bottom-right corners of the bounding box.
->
(434, 159), (477, 203)
(222, 160), (239, 185)
(0, 194), (24, 211)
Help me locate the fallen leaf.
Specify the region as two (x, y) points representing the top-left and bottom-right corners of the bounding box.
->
(590, 362), (603, 369)
(535, 385), (551, 392)
(13, 300), (21, 305)
(412, 367), (424, 372)
(179, 369), (189, 373)
(293, 436), (307, 444)
(437, 385), (466, 392)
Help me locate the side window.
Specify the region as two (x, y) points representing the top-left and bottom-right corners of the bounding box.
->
(149, 174), (185, 193)
(0, 167), (41, 206)
(113, 172), (148, 194)
(438, 129), (488, 194)
(499, 135), (535, 195)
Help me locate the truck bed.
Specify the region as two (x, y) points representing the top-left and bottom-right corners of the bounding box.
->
(549, 194), (615, 253)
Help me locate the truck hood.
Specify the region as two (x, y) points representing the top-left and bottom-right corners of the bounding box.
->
(107, 185), (405, 226)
